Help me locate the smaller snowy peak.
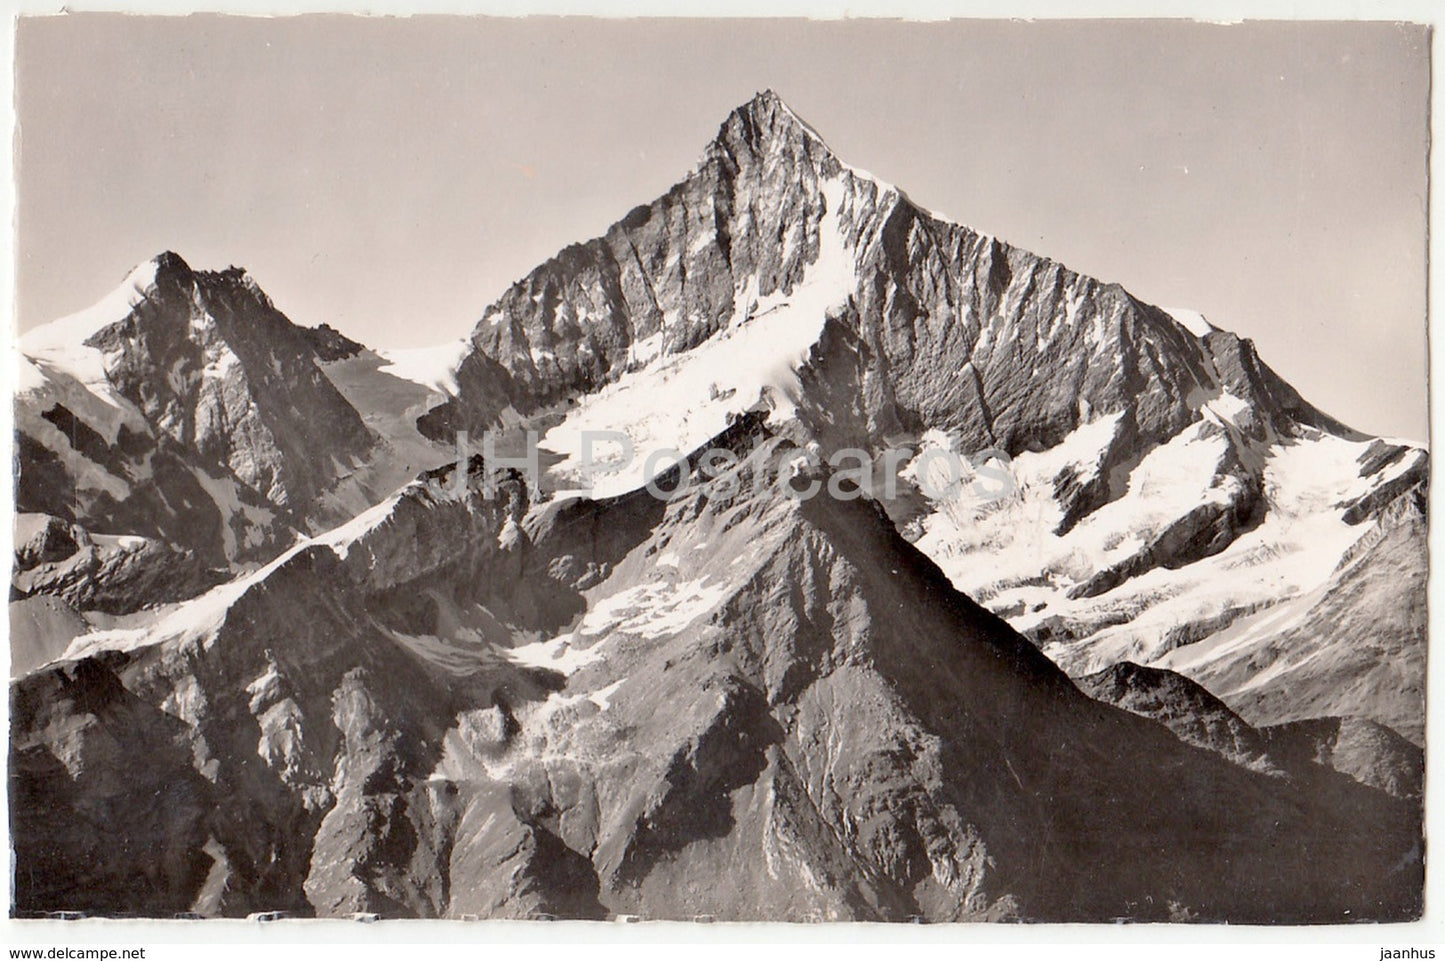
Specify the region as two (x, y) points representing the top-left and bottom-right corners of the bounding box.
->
(1163, 307), (1217, 339)
(18, 253), (196, 401)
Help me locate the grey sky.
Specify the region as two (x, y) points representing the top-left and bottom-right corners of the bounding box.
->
(15, 16), (1429, 440)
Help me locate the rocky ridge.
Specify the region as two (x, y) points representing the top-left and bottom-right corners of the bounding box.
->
(1078, 661), (1423, 799)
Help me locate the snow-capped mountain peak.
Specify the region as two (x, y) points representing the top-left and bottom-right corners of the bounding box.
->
(18, 252), (187, 397)
(13, 250), (381, 585)
(414, 91), (1424, 745)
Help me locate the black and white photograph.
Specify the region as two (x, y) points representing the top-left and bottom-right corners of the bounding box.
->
(3, 7), (1436, 950)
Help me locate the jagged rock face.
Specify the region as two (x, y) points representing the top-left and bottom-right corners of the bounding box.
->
(10, 443), (1422, 921)
(421, 92), (855, 438)
(412, 90), (1424, 740)
(797, 204), (1346, 459)
(13, 254), (387, 625)
(425, 90), (1344, 458)
(80, 252), (373, 512)
(13, 373), (290, 568)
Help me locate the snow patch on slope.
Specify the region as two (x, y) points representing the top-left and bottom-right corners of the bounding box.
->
(1164, 307), (1215, 338)
(58, 537), (311, 663)
(505, 634), (605, 677)
(21, 260), (160, 409)
(375, 339), (470, 395)
(588, 678), (626, 711)
(503, 574), (729, 679)
(1201, 391), (1252, 429)
(538, 177), (859, 497)
(910, 416), (1409, 676)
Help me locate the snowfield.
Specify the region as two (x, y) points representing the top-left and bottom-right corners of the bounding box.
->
(20, 259), (160, 410)
(374, 338), (471, 395)
(537, 176), (861, 497)
(910, 406), (1420, 678)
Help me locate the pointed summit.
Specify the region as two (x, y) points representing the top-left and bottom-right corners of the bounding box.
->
(710, 89), (835, 166)
(151, 249), (192, 275)
(733, 88), (787, 120)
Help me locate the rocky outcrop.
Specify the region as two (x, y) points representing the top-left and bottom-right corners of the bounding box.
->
(12, 514), (223, 617)
(1263, 716), (1424, 800)
(1077, 661), (1273, 771)
(11, 657), (218, 916)
(1078, 661), (1422, 800)
(300, 323), (366, 362)
(15, 513), (80, 570)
